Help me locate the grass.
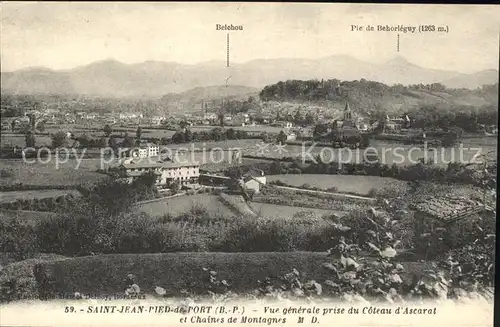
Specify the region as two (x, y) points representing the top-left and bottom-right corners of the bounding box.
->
(250, 202), (344, 220)
(0, 190), (81, 203)
(166, 138), (259, 150)
(33, 252), (436, 298)
(0, 159), (108, 187)
(135, 194), (236, 218)
(267, 174), (410, 196)
(1, 135), (53, 148)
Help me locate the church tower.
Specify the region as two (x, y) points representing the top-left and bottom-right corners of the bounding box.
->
(343, 101), (352, 120)
(342, 101), (355, 128)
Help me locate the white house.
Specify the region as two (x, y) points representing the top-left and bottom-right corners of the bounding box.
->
(116, 157), (200, 189)
(285, 131), (297, 141)
(242, 170), (267, 194)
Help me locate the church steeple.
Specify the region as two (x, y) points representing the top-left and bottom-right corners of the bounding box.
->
(344, 101), (352, 121)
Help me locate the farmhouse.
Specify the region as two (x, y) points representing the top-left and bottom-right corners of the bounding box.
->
(116, 157), (200, 189)
(242, 170), (267, 194)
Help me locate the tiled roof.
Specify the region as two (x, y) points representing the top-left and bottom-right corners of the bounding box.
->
(120, 158), (200, 170)
(411, 197), (489, 222)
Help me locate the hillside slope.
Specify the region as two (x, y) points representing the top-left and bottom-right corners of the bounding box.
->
(1, 55), (497, 97)
(259, 79), (498, 115)
(160, 85), (259, 112)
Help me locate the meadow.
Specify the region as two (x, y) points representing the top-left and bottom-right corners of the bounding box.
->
(0, 189), (81, 203)
(241, 139), (497, 166)
(267, 174), (410, 196)
(0, 159), (108, 187)
(249, 202), (344, 220)
(135, 194), (236, 218)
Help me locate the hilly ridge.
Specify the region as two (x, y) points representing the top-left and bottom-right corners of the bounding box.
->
(1, 55), (498, 97)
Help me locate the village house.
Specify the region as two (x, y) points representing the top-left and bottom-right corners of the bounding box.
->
(385, 115), (410, 132)
(241, 170), (267, 194)
(115, 157), (200, 189)
(285, 131), (297, 141)
(272, 121), (293, 128)
(119, 112), (144, 120)
(119, 142), (160, 159)
(149, 116), (165, 126)
(203, 113), (218, 121)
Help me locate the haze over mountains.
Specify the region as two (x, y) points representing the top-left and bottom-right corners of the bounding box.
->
(1, 55), (497, 97)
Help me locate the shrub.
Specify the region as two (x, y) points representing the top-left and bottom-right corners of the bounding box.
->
(0, 219), (39, 260)
(367, 188), (378, 197)
(0, 169), (13, 178)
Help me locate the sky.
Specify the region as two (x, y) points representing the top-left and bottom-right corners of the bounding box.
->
(1, 2), (499, 73)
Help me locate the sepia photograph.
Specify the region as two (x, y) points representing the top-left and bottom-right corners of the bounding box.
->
(0, 2), (498, 326)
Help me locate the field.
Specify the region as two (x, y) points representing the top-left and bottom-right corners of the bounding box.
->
(267, 174), (410, 196)
(135, 192), (348, 221)
(135, 194), (237, 217)
(166, 138), (259, 150)
(240, 138), (498, 166)
(1, 134), (53, 148)
(0, 159), (108, 186)
(0, 189), (81, 203)
(250, 202), (344, 220)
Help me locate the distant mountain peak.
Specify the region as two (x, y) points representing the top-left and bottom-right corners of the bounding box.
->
(386, 55), (412, 65)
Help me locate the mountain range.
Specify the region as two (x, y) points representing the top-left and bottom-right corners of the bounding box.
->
(1, 55), (497, 97)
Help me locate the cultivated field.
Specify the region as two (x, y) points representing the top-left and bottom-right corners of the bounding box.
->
(1, 134), (52, 148)
(135, 194), (236, 217)
(0, 159), (108, 186)
(267, 174), (410, 196)
(249, 202), (344, 220)
(0, 189), (81, 203)
(190, 124), (312, 135)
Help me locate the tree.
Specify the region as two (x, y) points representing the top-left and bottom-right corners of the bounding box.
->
(25, 131), (36, 148)
(184, 128), (193, 142)
(226, 128), (236, 140)
(171, 131), (185, 144)
(170, 180), (181, 194)
(276, 131), (287, 144)
(97, 137), (108, 148)
(121, 133), (135, 147)
(108, 136), (118, 151)
(293, 110), (304, 126)
(103, 124), (112, 137)
(218, 113), (225, 127)
(304, 112), (316, 125)
(51, 131), (67, 148)
(313, 124), (329, 138)
(136, 126), (142, 140)
(36, 121), (45, 133)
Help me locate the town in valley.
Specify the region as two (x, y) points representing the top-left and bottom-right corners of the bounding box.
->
(0, 3), (497, 323)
